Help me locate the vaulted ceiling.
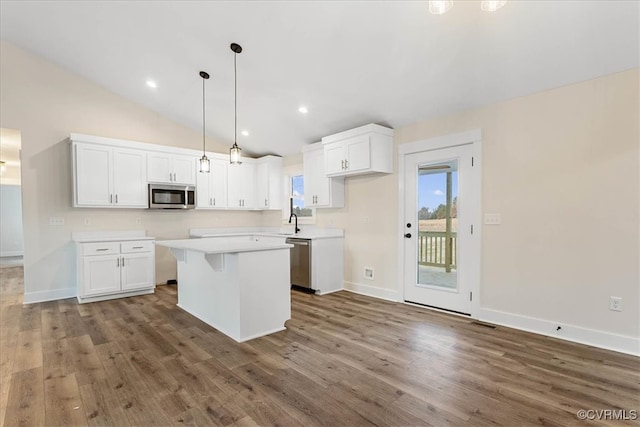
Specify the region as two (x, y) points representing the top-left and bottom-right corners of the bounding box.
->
(1, 1), (638, 156)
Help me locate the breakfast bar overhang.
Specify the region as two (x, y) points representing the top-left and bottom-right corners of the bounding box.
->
(156, 237), (293, 342)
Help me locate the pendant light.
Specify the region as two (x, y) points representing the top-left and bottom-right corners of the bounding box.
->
(229, 42), (243, 165)
(481, 0), (507, 12)
(198, 71), (211, 173)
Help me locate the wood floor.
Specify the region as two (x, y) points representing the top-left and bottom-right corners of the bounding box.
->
(1, 266), (639, 426)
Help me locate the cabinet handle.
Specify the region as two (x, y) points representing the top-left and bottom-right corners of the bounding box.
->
(117, 257), (120, 267)
(115, 194), (118, 204)
(213, 198), (215, 206)
(109, 194), (113, 204)
(132, 246), (143, 249)
(345, 159), (349, 170)
(97, 248), (109, 252)
(341, 160), (345, 170)
(122, 257), (125, 267)
(169, 172), (172, 181)
(210, 197), (212, 206)
(173, 173), (177, 181)
(265, 198), (267, 207)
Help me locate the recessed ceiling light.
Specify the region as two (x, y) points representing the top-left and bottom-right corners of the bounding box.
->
(241, 130), (249, 136)
(146, 80), (157, 89)
(298, 106), (308, 114)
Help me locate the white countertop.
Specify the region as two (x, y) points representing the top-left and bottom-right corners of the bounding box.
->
(190, 226), (344, 240)
(72, 230), (155, 243)
(155, 237), (293, 254)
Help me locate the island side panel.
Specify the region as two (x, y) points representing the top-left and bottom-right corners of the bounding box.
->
(176, 251), (242, 340)
(237, 248), (291, 341)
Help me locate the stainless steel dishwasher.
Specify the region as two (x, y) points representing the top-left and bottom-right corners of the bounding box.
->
(286, 237), (312, 291)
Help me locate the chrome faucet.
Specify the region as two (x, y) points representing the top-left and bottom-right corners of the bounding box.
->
(288, 213), (300, 234)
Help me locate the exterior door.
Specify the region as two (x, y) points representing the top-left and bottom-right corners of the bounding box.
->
(402, 142), (479, 315)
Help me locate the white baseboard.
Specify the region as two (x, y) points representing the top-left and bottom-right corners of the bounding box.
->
(23, 287), (76, 304)
(479, 308), (640, 357)
(0, 251), (23, 257)
(343, 281), (400, 302)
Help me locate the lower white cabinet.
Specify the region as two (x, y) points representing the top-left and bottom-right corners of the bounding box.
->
(76, 239), (155, 303)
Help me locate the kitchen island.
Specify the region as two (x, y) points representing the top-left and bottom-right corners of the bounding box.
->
(156, 236), (293, 342)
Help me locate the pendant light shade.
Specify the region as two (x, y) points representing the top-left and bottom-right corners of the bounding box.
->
(199, 71), (210, 173)
(229, 42), (243, 165)
(481, 0), (507, 12)
(429, 0), (453, 15)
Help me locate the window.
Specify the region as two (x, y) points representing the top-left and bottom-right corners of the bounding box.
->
(291, 175), (313, 217)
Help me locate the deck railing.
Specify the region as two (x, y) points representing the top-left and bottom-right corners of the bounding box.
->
(418, 231), (457, 271)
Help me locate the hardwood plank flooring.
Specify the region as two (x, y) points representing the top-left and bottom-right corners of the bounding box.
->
(1, 265), (639, 426)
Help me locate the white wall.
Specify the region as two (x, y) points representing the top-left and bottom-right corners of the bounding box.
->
(0, 41), (264, 302)
(272, 69), (640, 353)
(0, 185), (24, 257)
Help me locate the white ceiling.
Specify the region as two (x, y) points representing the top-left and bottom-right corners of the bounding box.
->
(1, 1), (638, 157)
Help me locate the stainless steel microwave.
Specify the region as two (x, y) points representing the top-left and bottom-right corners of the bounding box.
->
(148, 184), (195, 209)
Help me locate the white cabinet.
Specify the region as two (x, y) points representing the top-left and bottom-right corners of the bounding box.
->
(148, 152), (196, 185)
(73, 142), (147, 208)
(76, 239), (155, 303)
(255, 156), (283, 210)
(303, 142), (344, 208)
(322, 124), (394, 177)
(196, 158), (228, 209)
(228, 162), (255, 209)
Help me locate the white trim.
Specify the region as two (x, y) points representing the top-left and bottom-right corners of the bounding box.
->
(343, 281), (400, 302)
(398, 129), (482, 156)
(397, 129), (482, 318)
(479, 308), (640, 356)
(0, 251), (23, 257)
(315, 287), (343, 296)
(23, 287), (76, 304)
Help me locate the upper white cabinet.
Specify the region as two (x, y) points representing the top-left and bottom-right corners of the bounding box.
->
(255, 156), (283, 210)
(147, 152), (196, 185)
(303, 143), (344, 208)
(73, 142), (147, 208)
(228, 162), (255, 209)
(322, 124), (394, 177)
(196, 157), (228, 209)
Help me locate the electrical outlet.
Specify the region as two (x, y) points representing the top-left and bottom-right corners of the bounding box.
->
(364, 267), (374, 280)
(48, 217), (65, 226)
(484, 213), (502, 225)
(610, 296), (622, 312)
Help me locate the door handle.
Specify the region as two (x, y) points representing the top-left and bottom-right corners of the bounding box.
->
(404, 233), (412, 238)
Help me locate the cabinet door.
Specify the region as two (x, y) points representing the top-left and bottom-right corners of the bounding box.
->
(345, 135), (371, 172)
(228, 163), (254, 209)
(75, 143), (113, 206)
(121, 252), (155, 291)
(304, 148), (321, 206)
(255, 162), (269, 209)
(241, 163), (256, 209)
(147, 153), (173, 183)
(196, 168), (212, 208)
(82, 254), (121, 296)
(209, 159), (228, 208)
(172, 154), (196, 185)
(324, 142), (346, 176)
(113, 148), (147, 207)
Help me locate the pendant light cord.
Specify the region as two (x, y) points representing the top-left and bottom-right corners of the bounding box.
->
(234, 51), (237, 145)
(202, 76), (206, 154)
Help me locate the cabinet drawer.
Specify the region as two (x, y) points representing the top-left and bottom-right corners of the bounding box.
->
(120, 241), (154, 254)
(81, 242), (120, 256)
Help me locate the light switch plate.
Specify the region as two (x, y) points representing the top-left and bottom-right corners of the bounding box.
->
(484, 213), (502, 225)
(49, 217), (65, 226)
